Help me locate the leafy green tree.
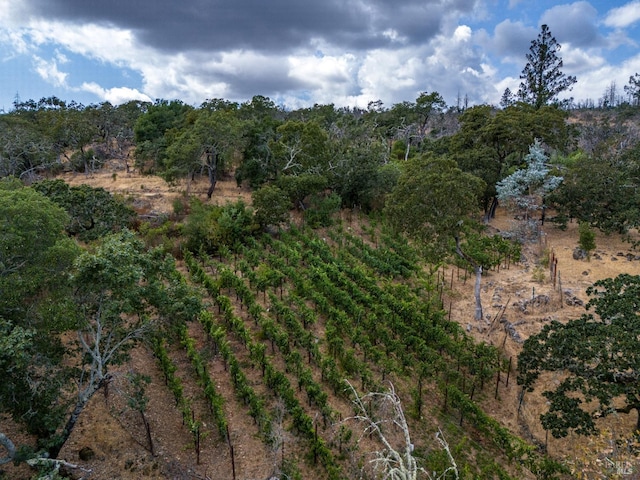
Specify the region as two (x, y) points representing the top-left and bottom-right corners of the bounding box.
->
(326, 120), (394, 210)
(33, 179), (135, 241)
(163, 108), (244, 197)
(518, 274), (640, 437)
(252, 184), (291, 229)
(304, 192), (342, 228)
(385, 154), (484, 252)
(0, 184), (80, 443)
(183, 199), (257, 253)
(276, 173), (328, 210)
(236, 96), (284, 187)
(49, 230), (197, 458)
(415, 91), (447, 132)
(547, 149), (639, 235)
(384, 154), (488, 319)
(517, 24), (577, 109)
(269, 120), (330, 178)
(446, 104), (573, 219)
(133, 99), (192, 171)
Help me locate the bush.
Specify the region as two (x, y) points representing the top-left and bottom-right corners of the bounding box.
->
(304, 193), (341, 228)
(183, 199), (258, 254)
(578, 222), (596, 259)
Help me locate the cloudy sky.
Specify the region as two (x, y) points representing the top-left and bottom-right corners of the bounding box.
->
(0, 0), (639, 110)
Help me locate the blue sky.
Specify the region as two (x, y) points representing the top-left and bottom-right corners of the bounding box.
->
(0, 0), (639, 110)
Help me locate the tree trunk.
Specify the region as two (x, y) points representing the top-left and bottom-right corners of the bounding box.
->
(474, 265), (483, 321)
(206, 152), (218, 199)
(141, 411), (154, 455)
(0, 433), (16, 465)
(49, 383), (102, 459)
(455, 235), (484, 321)
(483, 197), (498, 223)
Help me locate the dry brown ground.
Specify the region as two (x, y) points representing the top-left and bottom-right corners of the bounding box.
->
(446, 208), (640, 476)
(59, 166), (253, 214)
(3, 169), (639, 479)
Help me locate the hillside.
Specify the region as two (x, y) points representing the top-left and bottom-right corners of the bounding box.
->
(2, 169), (639, 480)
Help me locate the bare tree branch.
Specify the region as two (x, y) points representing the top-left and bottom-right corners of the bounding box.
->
(344, 380), (459, 480)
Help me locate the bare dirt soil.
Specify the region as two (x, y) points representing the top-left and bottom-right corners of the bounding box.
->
(448, 209), (640, 474)
(2, 169), (638, 479)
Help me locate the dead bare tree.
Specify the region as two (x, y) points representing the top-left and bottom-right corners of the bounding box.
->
(344, 381), (458, 480)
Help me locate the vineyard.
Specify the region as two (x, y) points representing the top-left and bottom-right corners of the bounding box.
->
(62, 218), (555, 480)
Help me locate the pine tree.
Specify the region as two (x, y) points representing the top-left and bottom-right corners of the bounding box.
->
(517, 25), (576, 109)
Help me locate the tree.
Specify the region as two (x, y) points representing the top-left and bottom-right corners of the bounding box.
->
(252, 184), (291, 229)
(415, 91), (446, 133)
(133, 99), (191, 171)
(624, 73), (640, 106)
(500, 88), (515, 109)
(384, 154), (488, 319)
(33, 179), (136, 241)
(517, 24), (577, 109)
(0, 184), (79, 449)
(269, 120), (330, 178)
(0, 116), (57, 180)
(163, 108), (244, 198)
(48, 230), (198, 458)
(547, 147), (639, 235)
(518, 274), (640, 438)
(496, 140), (562, 222)
(578, 222), (596, 260)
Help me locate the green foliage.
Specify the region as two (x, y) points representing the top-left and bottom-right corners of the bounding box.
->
(385, 153), (485, 260)
(578, 222), (596, 257)
(276, 173), (328, 210)
(304, 192), (342, 228)
(252, 184), (291, 228)
(0, 186), (79, 320)
(125, 372), (151, 413)
(269, 120), (330, 176)
(0, 186), (80, 438)
(517, 24), (577, 109)
(457, 233), (521, 271)
(183, 199), (257, 253)
(33, 179), (136, 241)
(518, 274), (640, 438)
(134, 99), (192, 170)
(548, 148), (639, 235)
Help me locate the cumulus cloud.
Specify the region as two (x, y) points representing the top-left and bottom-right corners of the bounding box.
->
(604, 0), (640, 28)
(489, 20), (537, 61)
(540, 2), (602, 48)
(23, 0), (478, 54)
(0, 0), (637, 108)
(80, 82), (151, 104)
(33, 55), (67, 87)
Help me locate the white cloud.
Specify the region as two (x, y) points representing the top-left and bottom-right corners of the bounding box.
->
(79, 82), (151, 104)
(33, 55), (67, 87)
(604, 1), (640, 28)
(569, 52), (640, 103)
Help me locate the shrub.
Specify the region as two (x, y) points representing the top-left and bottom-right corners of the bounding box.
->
(578, 222), (596, 259)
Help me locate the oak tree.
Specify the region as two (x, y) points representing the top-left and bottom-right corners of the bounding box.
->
(518, 274), (640, 437)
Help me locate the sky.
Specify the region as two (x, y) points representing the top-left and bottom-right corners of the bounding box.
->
(0, 0), (639, 111)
